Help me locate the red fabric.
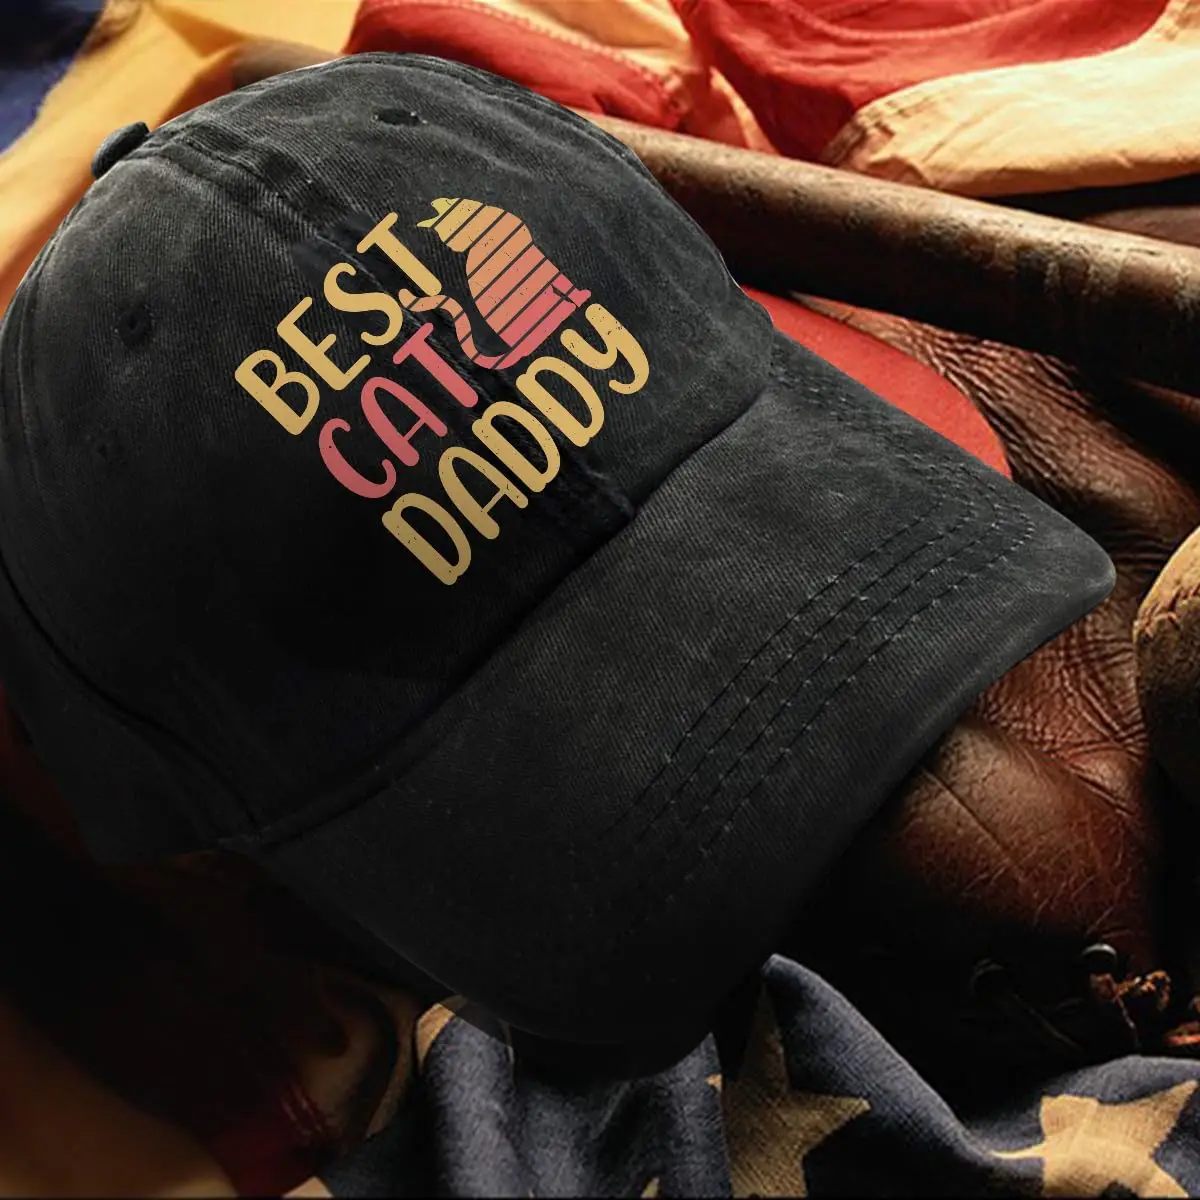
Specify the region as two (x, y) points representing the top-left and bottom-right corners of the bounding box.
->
(744, 288), (1010, 476)
(671, 0), (1170, 160)
(347, 0), (689, 128)
(748, 288), (1012, 475)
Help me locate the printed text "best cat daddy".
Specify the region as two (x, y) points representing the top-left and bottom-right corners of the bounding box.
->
(232, 206), (648, 585)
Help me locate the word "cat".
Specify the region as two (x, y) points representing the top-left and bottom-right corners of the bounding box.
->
(233, 205), (649, 585)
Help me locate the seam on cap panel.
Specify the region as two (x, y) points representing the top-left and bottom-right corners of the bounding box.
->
(431, 481), (1035, 980)
(371, 404), (1028, 941)
(156, 140), (640, 600)
(0, 162), (293, 830)
(1, 223), (88, 558)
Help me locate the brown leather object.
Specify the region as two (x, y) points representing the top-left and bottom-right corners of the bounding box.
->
(576, 113), (1200, 404)
(789, 178), (1200, 1097)
(1007, 174), (1200, 253)
(776, 296), (1200, 1097)
(1136, 527), (1200, 810)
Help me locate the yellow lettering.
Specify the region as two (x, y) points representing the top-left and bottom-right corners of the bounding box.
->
(357, 212), (441, 307)
(323, 263), (405, 347)
(559, 303), (649, 395)
(381, 492), (471, 586)
(234, 349), (320, 435)
(439, 447), (527, 540)
(516, 357), (604, 448)
(472, 401), (560, 493)
(277, 296), (370, 391)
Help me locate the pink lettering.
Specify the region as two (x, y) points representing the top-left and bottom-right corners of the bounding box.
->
(393, 322), (479, 410)
(318, 418), (398, 499)
(360, 375), (448, 469)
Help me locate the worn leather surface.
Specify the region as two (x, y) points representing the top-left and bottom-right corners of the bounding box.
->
(1136, 527), (1200, 810)
(787, 279), (1200, 1100)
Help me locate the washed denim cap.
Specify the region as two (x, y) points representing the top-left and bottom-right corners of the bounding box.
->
(0, 53), (1113, 1050)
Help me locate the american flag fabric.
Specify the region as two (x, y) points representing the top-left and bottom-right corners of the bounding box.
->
(348, 0), (1200, 197)
(318, 956), (1200, 1197)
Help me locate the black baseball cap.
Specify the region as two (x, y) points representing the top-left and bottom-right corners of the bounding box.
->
(0, 53), (1112, 1049)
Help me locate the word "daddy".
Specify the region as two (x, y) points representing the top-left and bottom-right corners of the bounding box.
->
(232, 210), (649, 585)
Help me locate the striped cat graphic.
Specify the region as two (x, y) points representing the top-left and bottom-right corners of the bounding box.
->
(408, 198), (592, 370)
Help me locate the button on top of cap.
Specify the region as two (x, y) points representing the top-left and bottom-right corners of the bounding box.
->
(91, 122), (150, 180)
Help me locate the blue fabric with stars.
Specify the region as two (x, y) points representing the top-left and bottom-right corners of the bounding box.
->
(0, 0), (105, 154)
(320, 956), (1200, 1197)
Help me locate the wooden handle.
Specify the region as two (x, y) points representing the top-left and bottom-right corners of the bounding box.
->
(1135, 530), (1200, 807)
(578, 111), (1200, 396)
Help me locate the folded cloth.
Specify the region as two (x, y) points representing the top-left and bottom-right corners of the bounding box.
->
(0, 0), (359, 317)
(349, 0), (1200, 197)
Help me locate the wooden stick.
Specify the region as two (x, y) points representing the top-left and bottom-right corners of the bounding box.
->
(581, 111), (1200, 394)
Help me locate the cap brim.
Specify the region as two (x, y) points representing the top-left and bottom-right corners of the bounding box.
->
(248, 329), (1114, 1046)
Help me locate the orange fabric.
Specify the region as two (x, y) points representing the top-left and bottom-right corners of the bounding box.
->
(0, 0), (359, 320)
(665, 0), (1200, 197)
(672, 0), (1169, 164)
(346, 0), (775, 149)
(826, 0), (1200, 196)
(745, 289), (1009, 477)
